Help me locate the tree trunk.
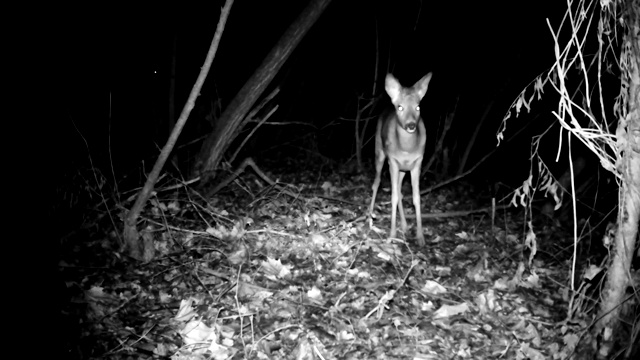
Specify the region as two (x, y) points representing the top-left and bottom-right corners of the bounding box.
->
(594, 4), (640, 357)
(195, 0), (332, 181)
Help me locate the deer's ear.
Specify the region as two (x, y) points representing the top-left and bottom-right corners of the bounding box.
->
(385, 74), (402, 103)
(414, 72), (433, 100)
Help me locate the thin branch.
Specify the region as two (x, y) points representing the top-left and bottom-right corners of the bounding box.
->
(123, 0), (235, 259)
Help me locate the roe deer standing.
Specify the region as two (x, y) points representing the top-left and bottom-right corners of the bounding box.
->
(368, 73), (433, 246)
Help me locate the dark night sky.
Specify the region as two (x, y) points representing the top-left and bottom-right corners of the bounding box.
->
(47, 0), (568, 184)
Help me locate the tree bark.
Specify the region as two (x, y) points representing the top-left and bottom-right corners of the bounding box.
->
(594, 3), (640, 357)
(195, 0), (333, 180)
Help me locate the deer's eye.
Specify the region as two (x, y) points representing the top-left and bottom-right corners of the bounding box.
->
(398, 105), (404, 111)
(416, 106), (420, 111)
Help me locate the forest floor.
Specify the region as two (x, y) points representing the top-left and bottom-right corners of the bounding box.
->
(57, 159), (605, 359)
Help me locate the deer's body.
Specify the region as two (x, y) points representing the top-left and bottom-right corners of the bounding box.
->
(369, 73), (433, 246)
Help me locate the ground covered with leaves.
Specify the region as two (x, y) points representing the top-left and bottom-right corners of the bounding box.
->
(59, 161), (602, 359)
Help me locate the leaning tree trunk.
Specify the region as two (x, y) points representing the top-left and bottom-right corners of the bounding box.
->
(594, 3), (640, 358)
(195, 0), (332, 181)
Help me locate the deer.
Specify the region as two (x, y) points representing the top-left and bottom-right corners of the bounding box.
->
(368, 73), (433, 246)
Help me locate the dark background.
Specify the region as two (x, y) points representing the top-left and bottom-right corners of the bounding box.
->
(42, 0), (619, 223)
(47, 0), (564, 175)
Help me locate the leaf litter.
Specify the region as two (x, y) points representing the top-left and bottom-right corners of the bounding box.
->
(60, 162), (586, 359)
